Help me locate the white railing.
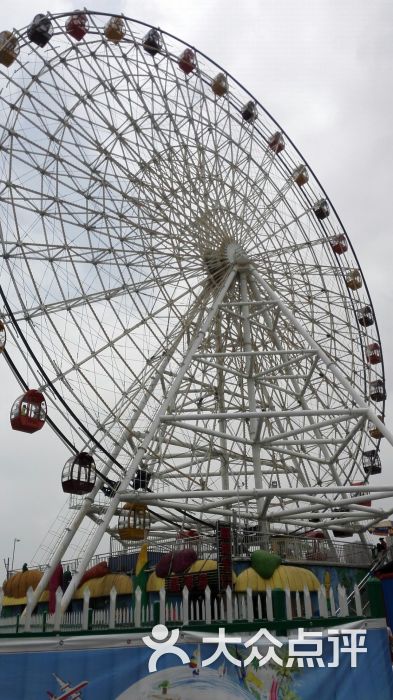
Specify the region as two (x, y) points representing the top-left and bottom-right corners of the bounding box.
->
(7, 535), (373, 580)
(0, 581), (366, 635)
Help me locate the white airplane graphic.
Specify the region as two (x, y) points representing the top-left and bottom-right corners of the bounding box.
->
(47, 673), (88, 699)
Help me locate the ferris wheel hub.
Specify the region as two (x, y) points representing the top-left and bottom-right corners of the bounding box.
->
(202, 241), (250, 282)
(225, 242), (250, 267)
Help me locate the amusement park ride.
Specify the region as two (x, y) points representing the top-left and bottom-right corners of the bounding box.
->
(0, 10), (393, 614)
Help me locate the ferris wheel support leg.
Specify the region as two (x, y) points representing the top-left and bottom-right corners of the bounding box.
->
(239, 271), (265, 519)
(247, 275), (342, 487)
(251, 267), (393, 449)
(21, 307), (202, 618)
(59, 268), (238, 612)
(215, 317), (230, 501)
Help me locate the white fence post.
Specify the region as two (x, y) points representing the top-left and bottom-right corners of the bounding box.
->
(337, 585), (348, 617)
(54, 586), (63, 632)
(257, 594), (262, 619)
(159, 588), (166, 624)
(82, 587), (91, 630)
(109, 586), (117, 629)
(354, 584), (363, 617)
(318, 587), (329, 618)
(329, 588), (336, 617)
(226, 586), (233, 624)
(246, 588), (254, 623)
(233, 595), (239, 621)
(266, 588), (273, 621)
(182, 586), (189, 625)
(304, 586), (312, 619)
(285, 587), (292, 621)
(204, 586), (211, 625)
(24, 587), (34, 632)
(134, 587), (142, 627)
(295, 591), (302, 618)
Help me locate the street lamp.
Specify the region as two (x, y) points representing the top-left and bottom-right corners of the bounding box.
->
(11, 538), (20, 572)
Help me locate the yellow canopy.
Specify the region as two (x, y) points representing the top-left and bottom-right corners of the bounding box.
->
(73, 573), (133, 599)
(235, 565), (320, 592)
(147, 571), (165, 592)
(187, 559), (218, 573)
(2, 590), (49, 606)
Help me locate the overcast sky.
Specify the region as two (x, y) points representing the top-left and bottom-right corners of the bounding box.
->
(0, 0), (392, 572)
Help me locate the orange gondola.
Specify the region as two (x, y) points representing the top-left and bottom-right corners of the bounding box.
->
(104, 16), (126, 43)
(211, 72), (228, 97)
(345, 269), (362, 290)
(292, 165), (309, 187)
(10, 390), (46, 433)
(0, 31), (19, 67)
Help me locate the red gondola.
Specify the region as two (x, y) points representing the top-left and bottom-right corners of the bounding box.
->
(330, 234), (348, 255)
(366, 342), (381, 365)
(65, 13), (89, 41)
(268, 131), (285, 154)
(10, 390), (46, 433)
(62, 452), (96, 495)
(178, 48), (196, 75)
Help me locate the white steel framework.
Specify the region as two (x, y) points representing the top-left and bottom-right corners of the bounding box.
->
(0, 11), (392, 612)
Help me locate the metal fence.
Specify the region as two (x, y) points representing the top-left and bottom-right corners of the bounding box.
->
(7, 533), (373, 580)
(0, 580), (366, 636)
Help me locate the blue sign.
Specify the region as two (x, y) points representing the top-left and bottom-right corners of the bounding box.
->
(0, 627), (392, 699)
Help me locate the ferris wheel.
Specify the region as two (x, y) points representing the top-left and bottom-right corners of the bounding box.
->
(0, 10), (392, 610)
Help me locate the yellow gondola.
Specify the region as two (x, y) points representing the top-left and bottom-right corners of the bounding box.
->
(118, 503), (150, 541)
